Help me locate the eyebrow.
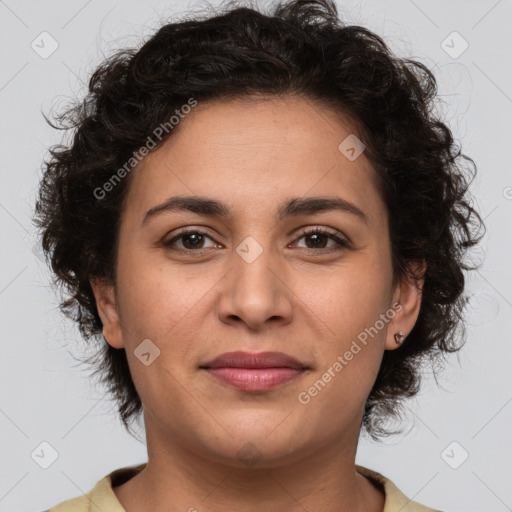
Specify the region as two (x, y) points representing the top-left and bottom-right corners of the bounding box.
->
(141, 195), (369, 227)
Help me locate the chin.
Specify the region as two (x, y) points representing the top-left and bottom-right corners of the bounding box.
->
(193, 416), (313, 469)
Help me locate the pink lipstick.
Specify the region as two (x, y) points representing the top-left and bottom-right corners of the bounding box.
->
(200, 351), (308, 391)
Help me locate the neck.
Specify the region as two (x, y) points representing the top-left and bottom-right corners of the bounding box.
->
(113, 420), (384, 512)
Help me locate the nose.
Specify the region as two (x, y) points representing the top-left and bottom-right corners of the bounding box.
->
(216, 239), (294, 331)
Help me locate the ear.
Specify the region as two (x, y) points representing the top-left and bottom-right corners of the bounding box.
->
(385, 259), (427, 351)
(89, 276), (125, 349)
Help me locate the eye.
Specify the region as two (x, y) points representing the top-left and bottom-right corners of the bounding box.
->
(290, 227), (351, 253)
(163, 229), (220, 252)
(162, 227), (351, 254)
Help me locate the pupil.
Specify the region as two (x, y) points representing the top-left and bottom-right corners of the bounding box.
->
(307, 234), (326, 248)
(184, 233), (203, 248)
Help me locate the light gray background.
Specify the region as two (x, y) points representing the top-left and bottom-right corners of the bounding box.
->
(1, 0), (511, 511)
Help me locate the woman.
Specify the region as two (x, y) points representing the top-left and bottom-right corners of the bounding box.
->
(34, 0), (484, 510)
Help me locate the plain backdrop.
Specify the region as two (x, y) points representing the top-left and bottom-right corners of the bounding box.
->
(0, 0), (511, 511)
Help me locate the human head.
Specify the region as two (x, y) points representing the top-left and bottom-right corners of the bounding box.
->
(33, 0), (484, 444)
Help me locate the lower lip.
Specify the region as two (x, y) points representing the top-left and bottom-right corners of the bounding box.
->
(203, 367), (305, 391)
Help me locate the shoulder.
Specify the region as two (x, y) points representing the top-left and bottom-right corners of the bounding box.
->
(356, 464), (443, 512)
(44, 476), (108, 512)
(44, 463), (146, 512)
(44, 491), (93, 512)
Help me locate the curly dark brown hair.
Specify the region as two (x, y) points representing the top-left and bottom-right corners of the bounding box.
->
(33, 0), (485, 441)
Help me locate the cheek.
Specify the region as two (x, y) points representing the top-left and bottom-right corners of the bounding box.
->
(116, 251), (214, 339)
(116, 255), (221, 381)
(300, 259), (390, 399)
(302, 260), (391, 338)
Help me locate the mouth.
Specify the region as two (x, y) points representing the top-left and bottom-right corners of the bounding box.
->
(199, 351), (310, 392)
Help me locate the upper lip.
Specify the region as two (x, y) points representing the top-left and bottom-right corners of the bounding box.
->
(200, 351), (307, 370)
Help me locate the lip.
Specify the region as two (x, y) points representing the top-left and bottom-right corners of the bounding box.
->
(199, 351), (309, 391)
(201, 351), (306, 370)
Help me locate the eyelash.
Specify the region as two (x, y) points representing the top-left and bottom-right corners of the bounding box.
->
(162, 227), (351, 255)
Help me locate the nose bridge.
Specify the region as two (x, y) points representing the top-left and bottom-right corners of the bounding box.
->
(232, 233), (279, 297)
(218, 232), (293, 328)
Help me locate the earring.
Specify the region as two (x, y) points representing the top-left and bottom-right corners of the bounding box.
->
(394, 331), (406, 346)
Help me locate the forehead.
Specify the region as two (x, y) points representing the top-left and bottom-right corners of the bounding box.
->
(122, 94), (386, 228)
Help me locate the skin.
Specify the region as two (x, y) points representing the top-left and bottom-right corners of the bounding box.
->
(90, 94), (425, 512)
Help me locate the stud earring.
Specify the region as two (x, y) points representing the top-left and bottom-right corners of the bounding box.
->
(394, 331), (406, 346)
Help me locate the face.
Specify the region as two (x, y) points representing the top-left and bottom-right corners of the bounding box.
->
(91, 94), (423, 468)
